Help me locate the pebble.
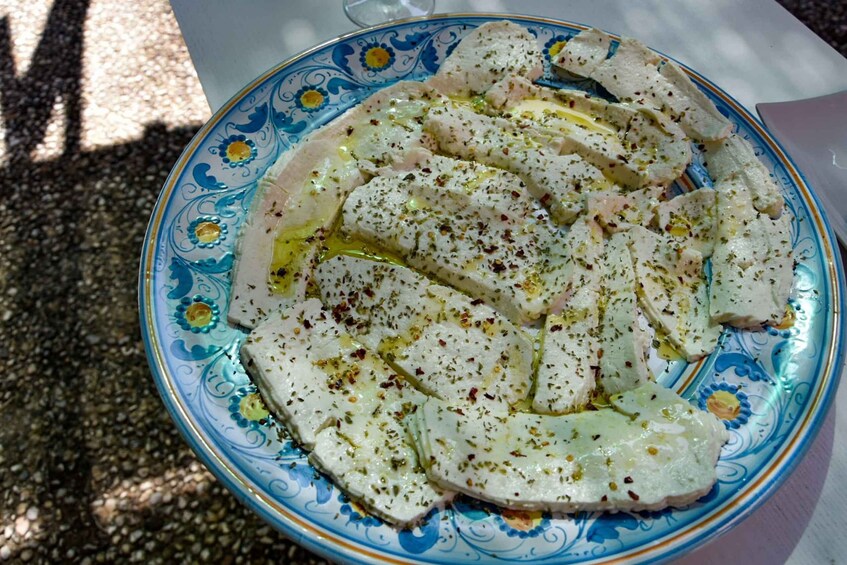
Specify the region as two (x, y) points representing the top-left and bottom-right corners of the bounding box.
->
(15, 517), (29, 537)
(0, 546), (10, 560)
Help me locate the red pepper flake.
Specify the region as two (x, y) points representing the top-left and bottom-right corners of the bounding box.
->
(438, 339), (446, 347)
(624, 476), (633, 484)
(468, 387), (478, 402)
(509, 450), (526, 458)
(302, 319), (312, 329)
(510, 190), (521, 198)
(491, 260), (506, 273)
(415, 367), (425, 376)
(550, 324), (563, 332)
(500, 214), (508, 222)
(467, 453), (475, 461)
(351, 348), (366, 360)
(471, 298), (483, 305)
(628, 490), (640, 501)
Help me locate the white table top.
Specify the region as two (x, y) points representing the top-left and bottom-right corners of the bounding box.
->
(170, 1), (847, 562)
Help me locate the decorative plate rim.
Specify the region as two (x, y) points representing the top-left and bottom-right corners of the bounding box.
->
(138, 12), (847, 564)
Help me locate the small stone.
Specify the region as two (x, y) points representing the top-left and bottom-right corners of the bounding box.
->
(25, 507), (38, 521)
(19, 549), (32, 562)
(0, 546), (11, 560)
(15, 517), (29, 537)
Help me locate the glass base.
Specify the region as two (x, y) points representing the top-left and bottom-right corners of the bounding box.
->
(343, 0), (435, 28)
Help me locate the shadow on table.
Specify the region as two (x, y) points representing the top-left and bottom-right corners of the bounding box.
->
(679, 400), (837, 564)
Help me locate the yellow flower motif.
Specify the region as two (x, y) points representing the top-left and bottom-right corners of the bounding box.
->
(543, 35), (569, 61)
(501, 509), (542, 532)
(239, 392), (269, 422)
(194, 221), (221, 244)
(365, 47), (391, 69)
(360, 42), (395, 71)
(547, 39), (567, 59)
(184, 302), (213, 328)
(706, 390), (741, 420)
(226, 140), (252, 163)
(298, 88), (327, 111)
(218, 134), (256, 167)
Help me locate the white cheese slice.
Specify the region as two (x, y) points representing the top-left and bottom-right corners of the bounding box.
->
(341, 152), (572, 323)
(309, 419), (452, 526)
(656, 189), (717, 257)
(657, 60), (733, 142)
(598, 232), (651, 394)
(424, 102), (613, 224)
(241, 299), (409, 448)
(228, 139), (363, 328)
(554, 27), (612, 77)
(427, 21), (543, 98)
(241, 299), (450, 525)
(628, 226), (722, 361)
(228, 81), (444, 328)
(710, 175), (794, 327)
(533, 217), (604, 413)
(533, 287), (601, 414)
(485, 76), (691, 189)
(335, 81), (444, 166)
(412, 381), (728, 512)
(315, 255), (533, 405)
(586, 186), (662, 233)
(704, 134), (785, 218)
(554, 31), (732, 142)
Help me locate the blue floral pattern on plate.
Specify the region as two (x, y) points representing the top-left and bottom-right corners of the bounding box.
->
(139, 15), (846, 565)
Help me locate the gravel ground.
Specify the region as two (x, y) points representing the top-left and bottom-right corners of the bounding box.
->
(0, 1), (843, 563)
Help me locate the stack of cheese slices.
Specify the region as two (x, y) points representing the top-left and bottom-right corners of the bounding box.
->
(230, 22), (793, 526)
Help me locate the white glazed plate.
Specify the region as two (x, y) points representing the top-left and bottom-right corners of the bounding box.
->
(139, 14), (846, 564)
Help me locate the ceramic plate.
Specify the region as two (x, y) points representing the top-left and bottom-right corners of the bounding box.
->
(140, 14), (846, 564)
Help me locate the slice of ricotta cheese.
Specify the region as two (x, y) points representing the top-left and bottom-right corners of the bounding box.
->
(533, 286), (601, 414)
(424, 102), (614, 224)
(241, 298), (450, 525)
(341, 152), (572, 323)
(554, 27), (612, 78)
(427, 21), (543, 98)
(533, 217), (605, 414)
(710, 174), (794, 327)
(485, 76), (691, 189)
(228, 138), (363, 328)
(628, 226), (722, 361)
(656, 188), (717, 258)
(411, 381), (729, 512)
(228, 81), (443, 328)
(598, 232), (651, 394)
(703, 133), (785, 218)
(554, 31), (732, 142)
(585, 186), (663, 234)
(315, 255), (533, 405)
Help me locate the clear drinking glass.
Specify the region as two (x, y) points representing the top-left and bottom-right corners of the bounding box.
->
(343, 0), (435, 27)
